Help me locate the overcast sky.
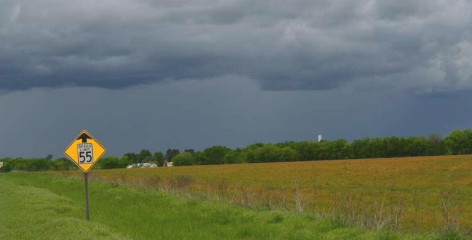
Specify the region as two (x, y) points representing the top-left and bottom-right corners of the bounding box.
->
(1, 0), (472, 158)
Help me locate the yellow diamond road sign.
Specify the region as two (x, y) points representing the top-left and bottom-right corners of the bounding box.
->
(64, 130), (106, 173)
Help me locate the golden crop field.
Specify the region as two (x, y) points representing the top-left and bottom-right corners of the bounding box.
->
(54, 155), (472, 231)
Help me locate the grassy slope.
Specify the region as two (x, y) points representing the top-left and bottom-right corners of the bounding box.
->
(0, 174), (128, 240)
(0, 173), (427, 240)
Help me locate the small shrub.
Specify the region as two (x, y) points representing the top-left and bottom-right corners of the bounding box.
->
(145, 175), (163, 189)
(215, 179), (229, 200)
(267, 214), (284, 224)
(440, 190), (462, 233)
(378, 232), (398, 240)
(170, 175), (194, 190)
(435, 230), (463, 240)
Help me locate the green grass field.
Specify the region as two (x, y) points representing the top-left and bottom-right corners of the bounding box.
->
(0, 173), (435, 240)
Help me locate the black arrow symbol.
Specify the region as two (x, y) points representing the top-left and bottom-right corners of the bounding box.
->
(77, 133), (92, 143)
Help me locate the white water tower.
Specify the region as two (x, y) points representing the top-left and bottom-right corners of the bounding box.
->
(318, 135), (322, 142)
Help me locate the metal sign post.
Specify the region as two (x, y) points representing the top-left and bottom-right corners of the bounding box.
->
(84, 172), (90, 221)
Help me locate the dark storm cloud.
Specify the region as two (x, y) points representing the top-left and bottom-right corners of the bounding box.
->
(2, 76), (472, 158)
(1, 0), (471, 92)
(0, 77), (454, 158)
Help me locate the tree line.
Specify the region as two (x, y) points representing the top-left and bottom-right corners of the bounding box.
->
(172, 130), (472, 166)
(1, 129), (472, 171)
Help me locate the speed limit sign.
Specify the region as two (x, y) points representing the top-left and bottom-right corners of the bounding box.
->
(78, 143), (93, 164)
(64, 130), (106, 173)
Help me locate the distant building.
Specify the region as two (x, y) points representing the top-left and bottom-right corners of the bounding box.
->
(318, 135), (323, 142)
(163, 159), (174, 167)
(126, 163), (158, 169)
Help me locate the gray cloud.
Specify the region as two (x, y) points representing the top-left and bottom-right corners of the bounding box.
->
(1, 0), (471, 92)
